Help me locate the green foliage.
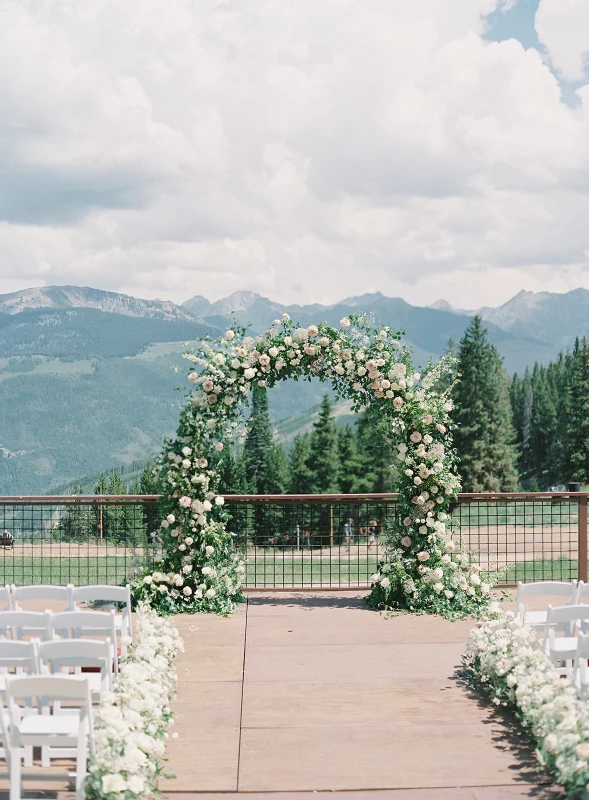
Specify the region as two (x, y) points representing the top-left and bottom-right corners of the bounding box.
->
(306, 394), (340, 492)
(244, 385), (274, 493)
(288, 433), (314, 493)
(453, 316), (519, 492)
(566, 336), (589, 484)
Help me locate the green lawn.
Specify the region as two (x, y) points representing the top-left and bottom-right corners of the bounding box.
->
(501, 557), (578, 584)
(0, 556), (137, 586)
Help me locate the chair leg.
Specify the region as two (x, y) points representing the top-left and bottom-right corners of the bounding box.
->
(41, 744), (50, 767)
(9, 745), (21, 800)
(23, 743), (33, 767)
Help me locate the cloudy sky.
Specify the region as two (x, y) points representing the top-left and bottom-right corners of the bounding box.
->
(1, 0), (588, 309)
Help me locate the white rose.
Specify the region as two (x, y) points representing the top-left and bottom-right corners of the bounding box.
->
(244, 368), (257, 380)
(143, 575), (153, 584)
(182, 459), (191, 469)
(269, 346), (279, 358)
(183, 586), (193, 596)
(417, 551), (430, 561)
(167, 514), (176, 524)
(161, 520), (170, 529)
(185, 536), (194, 546)
(318, 337), (330, 347)
(335, 364), (345, 375)
(179, 495), (192, 508)
(205, 588), (216, 599)
(205, 545), (215, 555)
(282, 313), (290, 321)
(380, 577), (391, 589)
(203, 500), (212, 511)
(273, 319), (281, 326)
(470, 574), (481, 586)
(340, 317), (351, 327)
(231, 358), (241, 369)
(401, 536), (412, 547)
(393, 397), (404, 409)
(101, 774), (127, 794)
(182, 446), (192, 457)
(215, 496), (225, 505)
(307, 325), (319, 336)
(182, 565), (193, 573)
(433, 582), (444, 593)
(127, 775), (145, 794)
(444, 590), (454, 599)
(188, 372), (198, 381)
(225, 330), (235, 340)
(410, 432), (422, 443)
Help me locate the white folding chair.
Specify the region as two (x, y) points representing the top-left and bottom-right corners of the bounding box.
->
(71, 583), (132, 643)
(0, 611), (52, 641)
(4, 675), (94, 800)
(11, 584), (73, 612)
(542, 604), (589, 676)
(572, 632), (589, 698)
(0, 641), (37, 767)
(50, 611), (119, 673)
(0, 585), (12, 611)
(36, 638), (113, 701)
(514, 580), (577, 631)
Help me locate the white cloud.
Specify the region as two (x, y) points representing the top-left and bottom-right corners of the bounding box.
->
(535, 0), (589, 82)
(0, 0), (588, 308)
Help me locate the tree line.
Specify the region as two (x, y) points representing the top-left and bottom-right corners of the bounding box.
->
(217, 386), (398, 496)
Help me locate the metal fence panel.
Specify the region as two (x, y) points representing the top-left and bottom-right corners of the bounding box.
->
(0, 492), (585, 588)
(0, 496), (160, 586)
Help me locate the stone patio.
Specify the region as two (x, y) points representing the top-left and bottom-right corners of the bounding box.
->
(164, 591), (563, 800)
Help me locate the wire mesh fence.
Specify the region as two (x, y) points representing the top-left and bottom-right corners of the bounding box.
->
(0, 492), (586, 588)
(0, 496), (160, 586)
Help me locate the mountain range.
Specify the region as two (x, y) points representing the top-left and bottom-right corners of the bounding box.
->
(0, 283), (587, 495)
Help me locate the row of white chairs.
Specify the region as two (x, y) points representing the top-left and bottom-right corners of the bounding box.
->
(514, 579), (589, 630)
(514, 581), (589, 695)
(0, 583), (132, 638)
(0, 609), (122, 667)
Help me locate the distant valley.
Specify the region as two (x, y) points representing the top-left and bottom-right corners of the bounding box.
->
(1, 283), (588, 495)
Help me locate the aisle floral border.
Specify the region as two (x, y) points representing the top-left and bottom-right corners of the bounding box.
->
(132, 313), (490, 617)
(85, 604), (184, 800)
(464, 604), (589, 799)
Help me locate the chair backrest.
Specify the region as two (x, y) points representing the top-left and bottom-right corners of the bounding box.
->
(50, 610), (118, 672)
(36, 638), (113, 694)
(543, 604), (589, 645)
(0, 585), (12, 611)
(72, 584), (132, 635)
(516, 580), (577, 612)
(576, 581), (589, 603)
(12, 584), (73, 611)
(0, 640), (37, 674)
(0, 610), (51, 640)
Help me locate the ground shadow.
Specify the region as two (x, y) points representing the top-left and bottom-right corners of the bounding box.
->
(453, 668), (566, 799)
(245, 590), (375, 611)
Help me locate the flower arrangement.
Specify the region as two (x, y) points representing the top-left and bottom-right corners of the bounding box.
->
(132, 312), (489, 616)
(464, 604), (589, 798)
(85, 604), (184, 800)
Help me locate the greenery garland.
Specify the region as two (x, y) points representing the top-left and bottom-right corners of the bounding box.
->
(132, 313), (490, 617)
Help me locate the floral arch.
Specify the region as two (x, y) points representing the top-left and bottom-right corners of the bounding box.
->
(132, 314), (490, 617)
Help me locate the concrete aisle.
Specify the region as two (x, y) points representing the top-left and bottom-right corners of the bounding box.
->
(164, 592), (562, 800)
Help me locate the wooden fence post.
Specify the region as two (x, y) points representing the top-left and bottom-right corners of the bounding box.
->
(579, 493), (588, 583)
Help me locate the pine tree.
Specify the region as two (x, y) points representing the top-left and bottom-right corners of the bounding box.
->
(54, 483), (94, 542)
(337, 425), (363, 493)
(288, 433), (314, 493)
(353, 408), (396, 492)
(453, 316), (519, 492)
(244, 385), (274, 493)
(566, 336), (589, 484)
(265, 443), (290, 494)
(306, 394), (340, 493)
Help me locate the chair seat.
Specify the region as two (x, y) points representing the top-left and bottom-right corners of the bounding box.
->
(523, 610), (548, 626)
(20, 711), (81, 739)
